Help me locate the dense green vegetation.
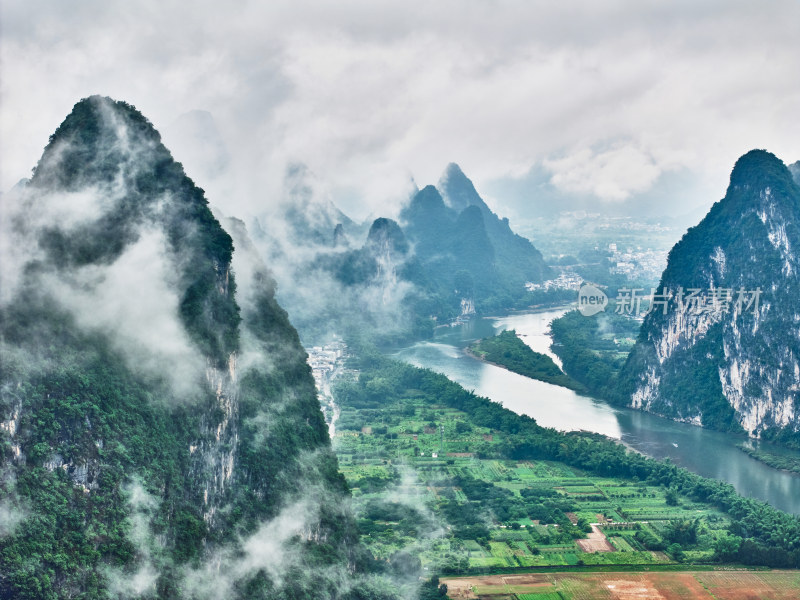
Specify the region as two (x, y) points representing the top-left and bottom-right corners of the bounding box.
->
(758, 426), (800, 451)
(333, 349), (800, 573)
(469, 330), (582, 391)
(649, 150), (800, 290)
(738, 444), (800, 475)
(1, 309), (214, 598)
(0, 97), (392, 600)
(549, 309), (638, 401)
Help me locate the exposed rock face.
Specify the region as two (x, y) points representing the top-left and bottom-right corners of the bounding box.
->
(621, 150), (800, 441)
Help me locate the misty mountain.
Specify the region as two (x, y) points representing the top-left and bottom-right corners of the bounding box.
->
(278, 163), (365, 248)
(242, 164), (418, 344)
(248, 162), (553, 345)
(400, 165), (551, 314)
(620, 150), (800, 443)
(315, 217), (412, 286)
(0, 97), (388, 599)
(438, 163), (550, 284)
(401, 188), (492, 298)
(291, 216), (438, 341)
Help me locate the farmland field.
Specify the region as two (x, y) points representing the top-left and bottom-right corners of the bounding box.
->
(332, 359), (734, 575)
(441, 570), (800, 599)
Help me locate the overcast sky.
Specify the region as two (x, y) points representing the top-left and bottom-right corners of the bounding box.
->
(2, 0), (799, 222)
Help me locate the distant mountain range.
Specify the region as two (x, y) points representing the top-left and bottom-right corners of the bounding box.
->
(253, 161), (553, 343)
(402, 163), (551, 311)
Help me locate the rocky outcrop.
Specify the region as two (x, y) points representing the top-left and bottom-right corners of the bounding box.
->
(621, 150), (800, 440)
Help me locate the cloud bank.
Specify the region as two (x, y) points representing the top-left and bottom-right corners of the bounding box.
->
(2, 0), (799, 222)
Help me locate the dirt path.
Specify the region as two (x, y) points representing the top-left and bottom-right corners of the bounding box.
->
(576, 523), (615, 553)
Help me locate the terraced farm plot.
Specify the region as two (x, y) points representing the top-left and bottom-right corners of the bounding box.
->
(607, 536), (636, 552)
(332, 368), (743, 577)
(489, 542), (517, 566)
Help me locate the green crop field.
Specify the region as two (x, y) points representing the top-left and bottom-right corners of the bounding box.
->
(331, 361), (735, 576)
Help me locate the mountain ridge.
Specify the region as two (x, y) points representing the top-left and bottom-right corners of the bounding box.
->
(400, 164), (551, 317)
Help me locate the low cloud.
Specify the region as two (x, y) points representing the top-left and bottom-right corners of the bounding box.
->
(0, 106), (217, 401)
(544, 143), (662, 202)
(188, 498), (316, 599)
(0, 497), (27, 538)
(3, 1), (799, 222)
(221, 164), (420, 343)
(104, 481), (161, 599)
(385, 463), (446, 542)
(42, 227), (206, 398)
(2, 179), (207, 398)
(180, 449), (357, 599)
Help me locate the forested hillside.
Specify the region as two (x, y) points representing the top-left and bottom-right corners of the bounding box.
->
(0, 96), (395, 600)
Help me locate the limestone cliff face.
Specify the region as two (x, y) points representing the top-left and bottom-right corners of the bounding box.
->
(621, 150), (800, 440)
(1, 95), (245, 526)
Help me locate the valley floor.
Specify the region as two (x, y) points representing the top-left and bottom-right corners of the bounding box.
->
(331, 356), (735, 576)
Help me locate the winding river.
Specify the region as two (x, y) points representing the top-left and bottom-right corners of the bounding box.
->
(393, 308), (800, 515)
